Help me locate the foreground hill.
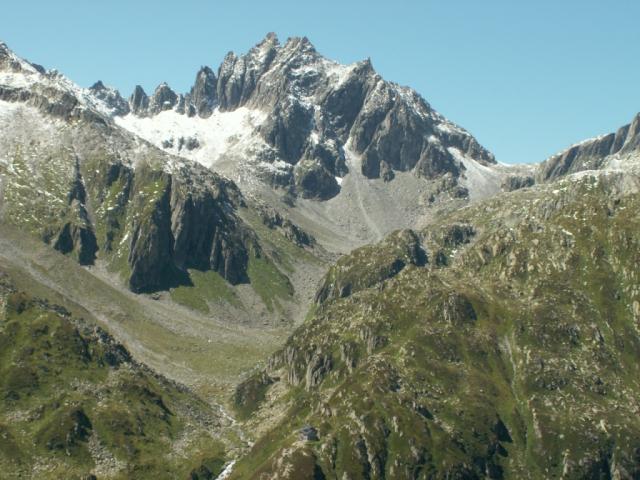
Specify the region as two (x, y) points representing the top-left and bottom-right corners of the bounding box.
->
(231, 165), (640, 478)
(0, 270), (235, 479)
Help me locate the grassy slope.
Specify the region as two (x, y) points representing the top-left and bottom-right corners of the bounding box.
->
(0, 224), (291, 402)
(170, 269), (241, 313)
(230, 172), (640, 479)
(0, 274), (227, 479)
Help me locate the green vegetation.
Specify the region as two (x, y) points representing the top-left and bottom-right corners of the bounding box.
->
(316, 229), (425, 302)
(0, 146), (72, 236)
(0, 278), (228, 479)
(231, 172), (640, 479)
(247, 254), (294, 312)
(240, 208), (323, 273)
(170, 269), (240, 313)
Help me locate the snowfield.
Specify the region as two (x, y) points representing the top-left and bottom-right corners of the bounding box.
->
(115, 107), (268, 169)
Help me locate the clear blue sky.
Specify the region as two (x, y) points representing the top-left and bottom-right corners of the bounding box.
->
(1, 0), (638, 164)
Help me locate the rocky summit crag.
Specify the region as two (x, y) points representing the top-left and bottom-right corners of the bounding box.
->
(1, 34), (640, 480)
(112, 33), (494, 201)
(104, 34), (521, 252)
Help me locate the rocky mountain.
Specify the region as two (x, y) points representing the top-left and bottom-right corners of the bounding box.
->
(1, 35), (640, 479)
(537, 112), (640, 182)
(112, 33), (494, 195)
(0, 39), (324, 311)
(95, 33), (529, 251)
(0, 40), (331, 461)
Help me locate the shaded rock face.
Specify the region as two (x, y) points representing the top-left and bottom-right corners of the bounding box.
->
(41, 408), (93, 451)
(129, 85), (149, 116)
(121, 167), (256, 293)
(502, 174), (534, 192)
(52, 222), (98, 266)
(188, 66), (217, 117)
(127, 177), (177, 292)
(299, 425), (319, 441)
(293, 159), (339, 200)
(259, 99), (314, 164)
(441, 291), (477, 326)
(113, 33), (494, 200)
(216, 32), (280, 111)
(169, 176), (254, 285)
(50, 160), (98, 266)
(437, 223), (476, 249)
(258, 205), (315, 247)
(148, 83), (179, 115)
(538, 112), (640, 181)
(347, 81), (476, 181)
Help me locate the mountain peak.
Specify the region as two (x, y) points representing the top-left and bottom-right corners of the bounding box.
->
(190, 66), (217, 117)
(149, 82), (179, 114)
(89, 80), (106, 91)
(129, 85), (149, 115)
(258, 31), (280, 47)
(104, 33), (495, 202)
(196, 65), (215, 76)
(89, 80), (129, 116)
(154, 81), (174, 93)
(282, 35), (317, 56)
(0, 41), (16, 59)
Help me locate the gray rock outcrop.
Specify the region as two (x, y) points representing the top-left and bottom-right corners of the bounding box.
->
(188, 66), (217, 117)
(538, 112), (640, 181)
(148, 83), (178, 115)
(111, 33), (495, 200)
(129, 85), (149, 116)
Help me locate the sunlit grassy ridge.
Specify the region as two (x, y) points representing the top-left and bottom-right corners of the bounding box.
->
(230, 172), (640, 479)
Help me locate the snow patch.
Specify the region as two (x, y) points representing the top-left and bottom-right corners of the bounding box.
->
(115, 107), (268, 169)
(215, 460), (236, 480)
(257, 159), (291, 174)
(0, 71), (38, 89)
(0, 99), (23, 120)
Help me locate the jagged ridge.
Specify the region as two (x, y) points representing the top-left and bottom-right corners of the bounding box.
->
(101, 33), (495, 200)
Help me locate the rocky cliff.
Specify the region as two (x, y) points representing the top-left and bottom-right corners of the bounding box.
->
(538, 112), (640, 181)
(108, 33), (496, 201)
(0, 42), (269, 295)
